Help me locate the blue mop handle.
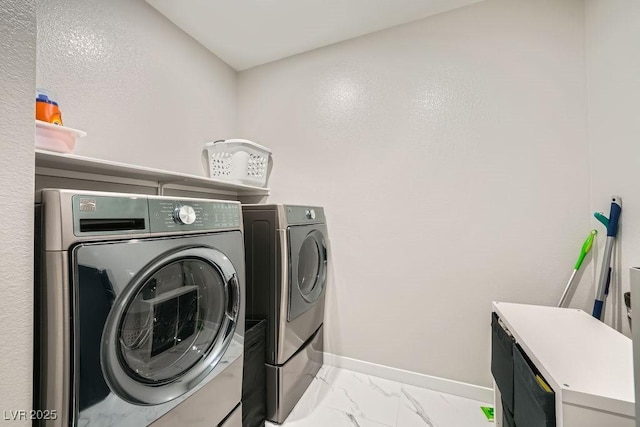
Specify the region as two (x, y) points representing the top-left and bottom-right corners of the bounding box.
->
(606, 199), (621, 238)
(592, 197), (622, 320)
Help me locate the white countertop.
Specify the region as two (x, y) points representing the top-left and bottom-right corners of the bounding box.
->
(493, 302), (634, 417)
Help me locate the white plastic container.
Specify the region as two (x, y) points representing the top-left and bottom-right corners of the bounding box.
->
(203, 139), (272, 187)
(35, 120), (87, 153)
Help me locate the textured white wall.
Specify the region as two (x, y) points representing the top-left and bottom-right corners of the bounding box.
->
(586, 1), (640, 334)
(238, 0), (590, 387)
(0, 0), (36, 423)
(36, 0), (237, 176)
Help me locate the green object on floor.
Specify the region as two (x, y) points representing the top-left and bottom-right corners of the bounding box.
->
(481, 406), (494, 422)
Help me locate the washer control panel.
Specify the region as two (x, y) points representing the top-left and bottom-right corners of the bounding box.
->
(174, 205), (196, 225)
(149, 199), (241, 232)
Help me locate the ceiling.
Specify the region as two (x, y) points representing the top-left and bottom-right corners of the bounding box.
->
(146, 0), (483, 71)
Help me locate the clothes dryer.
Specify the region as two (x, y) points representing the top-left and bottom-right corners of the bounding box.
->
(34, 189), (245, 426)
(242, 205), (328, 423)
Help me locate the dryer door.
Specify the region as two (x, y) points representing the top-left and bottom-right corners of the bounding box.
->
(288, 224), (328, 321)
(78, 244), (241, 406)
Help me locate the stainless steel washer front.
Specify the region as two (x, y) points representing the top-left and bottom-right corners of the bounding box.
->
(34, 190), (246, 427)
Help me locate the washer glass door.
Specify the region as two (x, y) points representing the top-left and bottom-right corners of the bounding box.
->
(119, 258), (222, 381)
(99, 246), (240, 405)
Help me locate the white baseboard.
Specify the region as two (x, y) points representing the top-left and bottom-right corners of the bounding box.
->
(323, 353), (494, 403)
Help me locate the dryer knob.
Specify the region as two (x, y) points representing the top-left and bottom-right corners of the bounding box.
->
(305, 209), (316, 220)
(174, 205), (196, 225)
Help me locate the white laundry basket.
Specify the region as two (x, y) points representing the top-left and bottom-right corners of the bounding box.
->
(203, 139), (272, 187)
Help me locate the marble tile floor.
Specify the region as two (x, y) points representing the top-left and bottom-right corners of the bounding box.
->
(266, 365), (493, 427)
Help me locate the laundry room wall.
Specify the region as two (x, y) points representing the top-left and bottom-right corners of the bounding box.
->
(36, 0), (236, 176)
(237, 0), (591, 388)
(585, 0), (640, 334)
(0, 0), (36, 423)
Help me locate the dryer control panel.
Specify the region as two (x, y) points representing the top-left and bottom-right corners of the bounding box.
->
(285, 205), (326, 225)
(148, 199), (241, 232)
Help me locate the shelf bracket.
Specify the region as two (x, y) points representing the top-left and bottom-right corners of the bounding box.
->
(158, 181), (168, 196)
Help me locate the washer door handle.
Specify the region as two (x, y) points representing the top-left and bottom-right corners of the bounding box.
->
(225, 273), (240, 320)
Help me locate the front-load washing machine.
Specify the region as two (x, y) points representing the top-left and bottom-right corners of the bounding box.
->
(242, 205), (328, 423)
(34, 189), (245, 426)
